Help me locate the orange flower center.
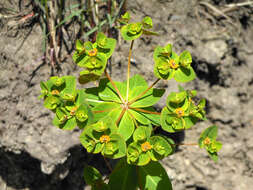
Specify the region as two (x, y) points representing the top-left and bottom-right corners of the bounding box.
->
(99, 135), (110, 143)
(141, 142), (152, 152)
(88, 48), (97, 57)
(175, 108), (184, 117)
(51, 90), (60, 95)
(70, 106), (78, 116)
(169, 59), (179, 69)
(203, 137), (211, 145)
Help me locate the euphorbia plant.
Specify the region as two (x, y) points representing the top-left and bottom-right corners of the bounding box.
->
(39, 12), (222, 190)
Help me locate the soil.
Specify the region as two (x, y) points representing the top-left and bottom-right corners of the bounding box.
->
(0, 0), (253, 190)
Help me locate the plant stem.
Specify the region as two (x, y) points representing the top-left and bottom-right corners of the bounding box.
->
(105, 69), (125, 103)
(103, 156), (112, 172)
(128, 78), (160, 105)
(116, 108), (126, 126)
(126, 40), (134, 101)
(129, 107), (161, 115)
(128, 111), (139, 127)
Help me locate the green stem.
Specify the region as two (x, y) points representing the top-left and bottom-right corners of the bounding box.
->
(103, 156), (112, 172)
(105, 69), (125, 103)
(126, 40), (134, 101)
(128, 78), (160, 105)
(116, 108), (126, 126)
(129, 107), (161, 115)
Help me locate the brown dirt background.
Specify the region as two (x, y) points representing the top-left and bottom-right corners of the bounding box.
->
(0, 0), (253, 190)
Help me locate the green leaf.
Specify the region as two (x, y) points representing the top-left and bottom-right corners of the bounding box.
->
(118, 12), (131, 24)
(200, 125), (218, 140)
(103, 134), (126, 159)
(179, 50), (192, 68)
(138, 162), (172, 190)
(92, 102), (121, 122)
(142, 16), (153, 29)
(76, 39), (84, 51)
(118, 111), (135, 140)
(167, 91), (187, 104)
(44, 96), (61, 110)
(129, 109), (150, 125)
(83, 165), (102, 186)
(133, 125), (152, 142)
(60, 76), (77, 101)
(78, 70), (101, 84)
(142, 30), (159, 36)
(130, 88), (165, 108)
(161, 107), (176, 133)
(50, 76), (65, 87)
(128, 74), (148, 88)
(174, 66), (196, 83)
(58, 116), (77, 130)
(84, 87), (100, 107)
(108, 159), (138, 190)
(149, 136), (173, 159)
(98, 78), (124, 103)
(121, 23), (143, 41)
(208, 152), (218, 162)
(96, 32), (117, 59)
(136, 107), (161, 126)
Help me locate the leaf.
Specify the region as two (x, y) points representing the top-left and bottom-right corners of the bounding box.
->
(200, 125), (218, 140)
(133, 125), (152, 142)
(120, 23), (143, 41)
(142, 16), (153, 29)
(92, 102), (121, 122)
(76, 39), (84, 51)
(103, 134), (126, 159)
(138, 162), (172, 190)
(174, 66), (196, 83)
(129, 109), (150, 125)
(108, 159), (138, 190)
(96, 32), (117, 59)
(60, 76), (76, 100)
(84, 87), (100, 107)
(127, 74), (148, 88)
(135, 107), (161, 126)
(142, 30), (159, 36)
(179, 50), (192, 67)
(118, 111), (135, 140)
(83, 165), (102, 186)
(59, 117), (77, 130)
(98, 78), (124, 103)
(130, 88), (165, 108)
(44, 96), (61, 110)
(161, 107), (176, 133)
(78, 71), (101, 84)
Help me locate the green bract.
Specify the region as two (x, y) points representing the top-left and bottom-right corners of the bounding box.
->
(120, 14), (158, 41)
(39, 15), (222, 190)
(161, 88), (206, 133)
(80, 117), (126, 159)
(127, 126), (174, 166)
(154, 44), (196, 82)
(198, 125), (222, 162)
(72, 32), (116, 84)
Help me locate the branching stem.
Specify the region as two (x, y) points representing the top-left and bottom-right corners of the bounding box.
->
(116, 108), (126, 126)
(126, 40), (134, 101)
(128, 78), (160, 105)
(103, 156), (112, 172)
(105, 69), (125, 103)
(130, 107), (161, 115)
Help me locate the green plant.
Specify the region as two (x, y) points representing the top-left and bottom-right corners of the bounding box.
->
(39, 12), (222, 190)
(33, 0), (126, 70)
